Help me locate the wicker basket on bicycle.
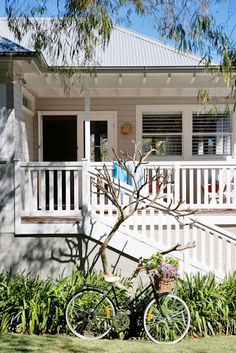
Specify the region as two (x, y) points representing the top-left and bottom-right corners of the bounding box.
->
(154, 274), (175, 293)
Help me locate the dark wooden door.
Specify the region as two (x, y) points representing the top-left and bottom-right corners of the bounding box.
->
(43, 116), (77, 161)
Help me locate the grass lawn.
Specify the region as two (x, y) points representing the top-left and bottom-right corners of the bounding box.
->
(0, 334), (236, 353)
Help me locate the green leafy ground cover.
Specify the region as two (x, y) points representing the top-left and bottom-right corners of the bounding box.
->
(0, 334), (236, 353)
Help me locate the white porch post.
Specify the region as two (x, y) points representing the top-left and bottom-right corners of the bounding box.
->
(14, 159), (21, 235)
(82, 90), (91, 230)
(82, 158), (90, 212)
(232, 111), (236, 160)
(84, 89), (91, 161)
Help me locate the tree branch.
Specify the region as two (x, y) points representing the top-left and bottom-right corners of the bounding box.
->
(160, 241), (196, 255)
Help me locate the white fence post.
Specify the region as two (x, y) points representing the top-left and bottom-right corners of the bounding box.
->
(82, 159), (92, 235)
(174, 163), (180, 205)
(82, 159), (90, 215)
(14, 159), (21, 235)
(182, 224), (191, 274)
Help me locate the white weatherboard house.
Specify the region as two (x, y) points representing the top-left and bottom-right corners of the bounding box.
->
(0, 18), (235, 278)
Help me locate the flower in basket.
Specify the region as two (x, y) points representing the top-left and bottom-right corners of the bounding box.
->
(142, 252), (180, 292)
(143, 252), (163, 271)
(143, 252), (180, 280)
(158, 263), (180, 280)
(160, 256), (180, 280)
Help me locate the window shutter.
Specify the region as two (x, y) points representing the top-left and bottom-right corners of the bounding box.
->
(143, 114), (182, 133)
(192, 113), (232, 156)
(142, 113), (182, 156)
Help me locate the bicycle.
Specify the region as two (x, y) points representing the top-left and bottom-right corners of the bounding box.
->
(65, 266), (191, 344)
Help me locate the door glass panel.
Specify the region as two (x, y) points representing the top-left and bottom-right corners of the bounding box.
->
(90, 121), (108, 161)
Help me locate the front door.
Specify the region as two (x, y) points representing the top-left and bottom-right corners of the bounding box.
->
(42, 115), (77, 161)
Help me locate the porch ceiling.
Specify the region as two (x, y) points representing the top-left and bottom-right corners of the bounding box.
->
(16, 62), (230, 98)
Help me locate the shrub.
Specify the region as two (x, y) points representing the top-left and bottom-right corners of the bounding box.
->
(0, 269), (235, 337)
(0, 268), (114, 334)
(176, 272), (236, 336)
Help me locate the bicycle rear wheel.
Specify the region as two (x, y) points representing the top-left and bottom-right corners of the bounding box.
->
(143, 294), (190, 344)
(66, 288), (115, 339)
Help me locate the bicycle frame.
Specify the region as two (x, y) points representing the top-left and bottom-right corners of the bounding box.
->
(95, 276), (162, 314)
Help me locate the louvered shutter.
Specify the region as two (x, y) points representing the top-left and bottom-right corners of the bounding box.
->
(192, 113), (232, 156)
(142, 113), (182, 156)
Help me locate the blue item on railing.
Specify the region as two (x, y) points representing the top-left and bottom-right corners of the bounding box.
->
(126, 161), (145, 187)
(112, 161), (127, 183)
(112, 161), (127, 204)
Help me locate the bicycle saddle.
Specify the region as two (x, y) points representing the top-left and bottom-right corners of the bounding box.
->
(103, 274), (121, 283)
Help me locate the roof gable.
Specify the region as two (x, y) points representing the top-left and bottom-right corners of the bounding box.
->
(0, 18), (206, 67)
(95, 26), (204, 67)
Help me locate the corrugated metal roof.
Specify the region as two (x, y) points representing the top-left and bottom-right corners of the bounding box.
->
(0, 36), (31, 52)
(0, 18), (205, 67)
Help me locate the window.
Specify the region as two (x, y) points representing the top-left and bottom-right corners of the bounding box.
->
(22, 89), (35, 114)
(22, 95), (32, 110)
(192, 113), (232, 156)
(22, 95), (33, 111)
(142, 113), (182, 156)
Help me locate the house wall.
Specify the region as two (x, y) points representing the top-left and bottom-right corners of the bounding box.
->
(0, 62), (15, 233)
(0, 64), (37, 235)
(14, 84), (37, 161)
(0, 233), (137, 279)
(0, 84), (15, 158)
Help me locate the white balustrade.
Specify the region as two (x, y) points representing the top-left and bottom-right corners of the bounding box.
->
(19, 162), (83, 216)
(19, 161), (236, 217)
(121, 208), (236, 276)
(144, 161), (236, 209)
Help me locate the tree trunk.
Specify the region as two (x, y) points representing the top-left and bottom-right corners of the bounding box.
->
(99, 218), (125, 274)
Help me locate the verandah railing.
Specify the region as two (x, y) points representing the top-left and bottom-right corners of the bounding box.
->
(146, 161), (236, 209)
(17, 160), (236, 217)
(90, 161), (236, 212)
(17, 161), (84, 217)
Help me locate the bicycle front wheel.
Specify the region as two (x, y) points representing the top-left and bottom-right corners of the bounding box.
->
(66, 288), (115, 340)
(143, 294), (190, 344)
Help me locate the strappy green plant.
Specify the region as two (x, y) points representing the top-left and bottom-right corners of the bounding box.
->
(176, 272), (236, 336)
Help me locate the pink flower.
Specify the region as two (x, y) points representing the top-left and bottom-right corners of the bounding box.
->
(160, 263), (180, 279)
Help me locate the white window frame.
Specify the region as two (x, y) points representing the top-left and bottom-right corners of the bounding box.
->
(142, 112), (182, 157)
(136, 105), (236, 161)
(192, 112), (233, 157)
(136, 105), (185, 160)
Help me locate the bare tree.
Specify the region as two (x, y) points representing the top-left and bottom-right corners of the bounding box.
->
(92, 142), (195, 276)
